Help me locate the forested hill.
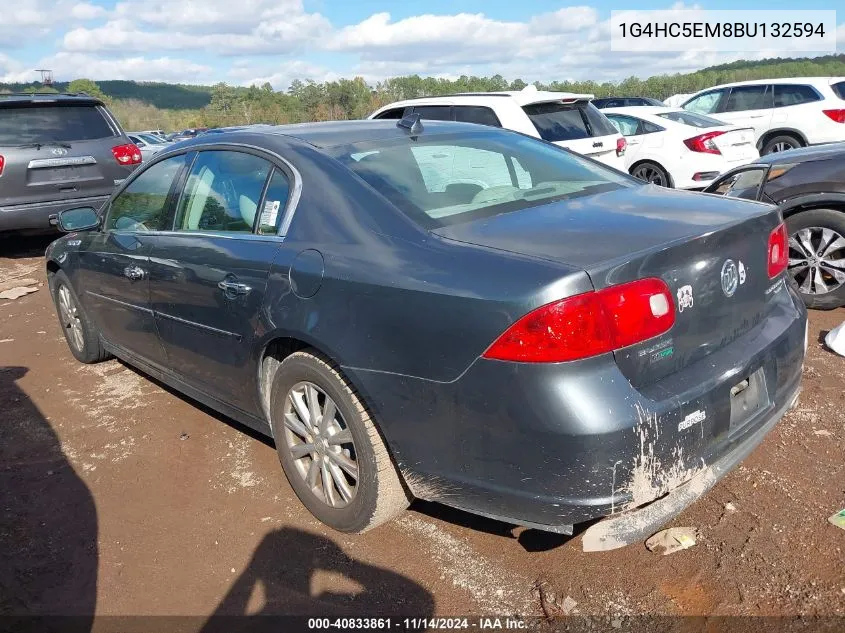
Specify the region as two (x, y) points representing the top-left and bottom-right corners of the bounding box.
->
(0, 80), (214, 109)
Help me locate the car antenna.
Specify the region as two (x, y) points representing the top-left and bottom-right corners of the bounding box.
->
(397, 112), (424, 134)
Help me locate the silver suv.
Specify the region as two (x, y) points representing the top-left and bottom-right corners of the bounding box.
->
(0, 93), (141, 233)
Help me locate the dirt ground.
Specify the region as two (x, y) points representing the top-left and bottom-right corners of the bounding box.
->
(1, 234), (844, 624)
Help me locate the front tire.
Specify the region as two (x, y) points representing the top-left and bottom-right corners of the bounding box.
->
(630, 161), (672, 188)
(786, 208), (845, 309)
(761, 134), (802, 155)
(270, 351), (410, 533)
(48, 269), (111, 363)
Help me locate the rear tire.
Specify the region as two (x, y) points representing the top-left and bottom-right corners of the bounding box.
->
(761, 134), (802, 155)
(48, 269), (111, 363)
(785, 208), (845, 310)
(269, 350), (410, 533)
(630, 161), (672, 188)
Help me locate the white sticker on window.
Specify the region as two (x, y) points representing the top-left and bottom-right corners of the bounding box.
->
(260, 200), (281, 227)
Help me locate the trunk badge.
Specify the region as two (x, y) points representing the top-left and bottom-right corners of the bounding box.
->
(721, 259), (739, 297)
(50, 147), (68, 156)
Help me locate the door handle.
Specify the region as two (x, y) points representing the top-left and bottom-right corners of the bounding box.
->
(123, 265), (146, 281)
(217, 280), (251, 299)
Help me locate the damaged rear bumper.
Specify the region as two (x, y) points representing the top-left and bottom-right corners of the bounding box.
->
(582, 384), (801, 552)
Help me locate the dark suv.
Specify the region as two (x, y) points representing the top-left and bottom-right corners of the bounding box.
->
(0, 93), (141, 233)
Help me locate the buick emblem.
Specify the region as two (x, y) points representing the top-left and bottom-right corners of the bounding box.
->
(721, 259), (738, 297)
(50, 147), (68, 157)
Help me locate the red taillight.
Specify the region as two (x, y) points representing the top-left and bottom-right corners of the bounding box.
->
(0, 154), (4, 176)
(683, 130), (725, 155)
(823, 109), (845, 123)
(616, 137), (627, 157)
(483, 278), (675, 363)
(112, 143), (142, 165)
(768, 222), (788, 278)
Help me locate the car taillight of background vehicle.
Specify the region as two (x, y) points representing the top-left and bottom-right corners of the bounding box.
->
(111, 143), (142, 166)
(822, 109), (845, 123)
(768, 223), (788, 279)
(616, 137), (627, 157)
(683, 131), (725, 155)
(483, 278), (675, 363)
(0, 154), (4, 176)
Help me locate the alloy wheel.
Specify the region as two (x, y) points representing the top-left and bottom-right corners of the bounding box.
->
(788, 226), (845, 295)
(58, 284), (84, 351)
(632, 165), (667, 186)
(771, 141), (798, 153)
(282, 381), (358, 508)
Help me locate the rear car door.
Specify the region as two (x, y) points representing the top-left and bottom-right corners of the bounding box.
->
(0, 99), (137, 224)
(717, 85), (774, 144)
(78, 154), (188, 366)
(146, 149), (291, 413)
(605, 114), (648, 165)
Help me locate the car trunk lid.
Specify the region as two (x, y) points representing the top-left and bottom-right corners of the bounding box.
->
(433, 185), (783, 388)
(711, 126), (757, 163)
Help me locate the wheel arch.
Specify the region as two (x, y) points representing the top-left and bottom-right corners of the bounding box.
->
(757, 128), (807, 152)
(629, 158), (674, 188)
(779, 195), (845, 220)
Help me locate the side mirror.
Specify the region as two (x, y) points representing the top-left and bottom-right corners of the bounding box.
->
(56, 207), (100, 232)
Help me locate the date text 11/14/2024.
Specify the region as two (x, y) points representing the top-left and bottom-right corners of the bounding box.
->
(307, 617), (529, 630)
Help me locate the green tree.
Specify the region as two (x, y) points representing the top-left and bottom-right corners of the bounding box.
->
(67, 78), (106, 100)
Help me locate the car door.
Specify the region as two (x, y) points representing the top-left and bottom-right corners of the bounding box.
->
(146, 149), (292, 413)
(605, 114), (646, 167)
(716, 85), (774, 144)
(78, 154), (189, 366)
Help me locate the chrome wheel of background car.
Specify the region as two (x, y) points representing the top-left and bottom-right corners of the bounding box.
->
(282, 381), (358, 508)
(788, 227), (845, 295)
(632, 164), (667, 186)
(771, 141), (798, 153)
(57, 284), (85, 351)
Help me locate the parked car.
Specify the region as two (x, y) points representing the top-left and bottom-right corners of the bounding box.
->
(45, 117), (806, 549)
(592, 97), (666, 109)
(127, 133), (169, 162)
(0, 93), (141, 233)
(603, 106), (759, 188)
(140, 129), (167, 140)
(369, 85), (627, 170)
(681, 77), (845, 155)
(703, 142), (845, 309)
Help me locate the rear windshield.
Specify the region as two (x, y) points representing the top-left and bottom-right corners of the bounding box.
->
(656, 111), (725, 128)
(833, 81), (845, 100)
(523, 102), (618, 142)
(0, 104), (117, 145)
(331, 130), (633, 229)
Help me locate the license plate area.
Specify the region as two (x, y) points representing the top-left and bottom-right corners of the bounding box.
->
(729, 368), (770, 430)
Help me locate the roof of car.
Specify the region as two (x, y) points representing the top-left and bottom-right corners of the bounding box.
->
(175, 119), (497, 151)
(0, 93), (104, 106)
(371, 86), (595, 113)
(601, 106), (682, 116)
(697, 76), (845, 91)
(753, 141), (845, 165)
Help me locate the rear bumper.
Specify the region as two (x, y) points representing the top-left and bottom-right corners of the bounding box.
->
(0, 195), (109, 232)
(350, 285), (807, 535)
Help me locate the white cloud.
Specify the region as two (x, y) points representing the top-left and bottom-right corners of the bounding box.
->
(229, 60), (340, 90)
(1, 52), (213, 84)
(0, 0), (104, 45)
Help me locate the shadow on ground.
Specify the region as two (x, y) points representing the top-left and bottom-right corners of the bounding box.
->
(201, 527), (435, 632)
(0, 366), (98, 630)
(0, 233), (58, 260)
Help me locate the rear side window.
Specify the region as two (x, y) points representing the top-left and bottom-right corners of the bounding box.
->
(723, 85), (773, 112)
(774, 85), (821, 107)
(175, 151), (272, 233)
(523, 102), (615, 141)
(107, 155), (186, 231)
(454, 106), (501, 127)
(833, 81), (845, 100)
(0, 105), (116, 145)
(656, 111), (724, 127)
(412, 105), (452, 121)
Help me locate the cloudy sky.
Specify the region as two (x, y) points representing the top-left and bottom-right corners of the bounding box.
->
(0, 0), (843, 89)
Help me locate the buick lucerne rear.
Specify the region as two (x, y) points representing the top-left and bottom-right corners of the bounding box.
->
(46, 118), (806, 549)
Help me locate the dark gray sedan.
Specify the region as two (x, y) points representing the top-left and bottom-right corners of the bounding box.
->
(45, 116), (807, 550)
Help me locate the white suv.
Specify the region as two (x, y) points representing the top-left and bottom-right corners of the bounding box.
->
(369, 86), (627, 170)
(681, 77), (845, 155)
